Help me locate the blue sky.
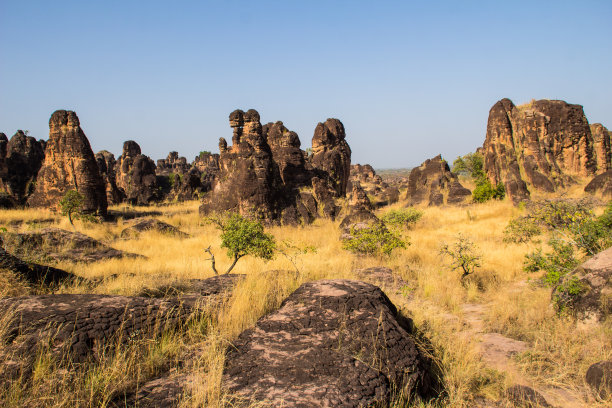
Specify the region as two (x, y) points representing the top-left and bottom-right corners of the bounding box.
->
(1, 1), (610, 168)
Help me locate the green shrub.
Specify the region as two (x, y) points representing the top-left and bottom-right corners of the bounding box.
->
(553, 275), (586, 313)
(205, 213), (276, 274)
(381, 208), (423, 230)
(523, 236), (579, 286)
(342, 222), (406, 256)
(503, 216), (541, 243)
(528, 199), (593, 229)
(59, 190), (85, 225)
(439, 234), (482, 280)
(472, 179), (505, 203)
(452, 152), (484, 179)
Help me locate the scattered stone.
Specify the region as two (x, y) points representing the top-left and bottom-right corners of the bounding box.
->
(584, 170), (612, 199)
(120, 218), (189, 238)
(506, 384), (551, 407)
(116, 140), (159, 205)
(552, 246), (612, 321)
(0, 130), (45, 204)
(1, 228), (141, 263)
(223, 279), (437, 407)
(405, 155), (471, 206)
(95, 150), (124, 205)
(585, 360), (612, 399)
(482, 98), (600, 202)
(27, 110), (107, 214)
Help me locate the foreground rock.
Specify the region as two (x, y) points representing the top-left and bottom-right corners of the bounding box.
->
(505, 385), (551, 407)
(552, 246), (612, 321)
(0, 130), (45, 204)
(223, 279), (437, 406)
(482, 98), (604, 202)
(120, 218), (189, 238)
(1, 228), (141, 263)
(116, 140), (159, 205)
(586, 360), (612, 399)
(405, 155), (471, 206)
(27, 110), (107, 214)
(0, 294), (190, 383)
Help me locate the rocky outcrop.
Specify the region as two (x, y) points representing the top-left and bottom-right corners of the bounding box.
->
(552, 246), (611, 321)
(116, 141), (159, 205)
(483, 98), (601, 202)
(95, 150), (124, 205)
(339, 182), (379, 230)
(1, 228), (141, 263)
(200, 109), (352, 224)
(349, 164), (400, 207)
(310, 118), (352, 196)
(405, 155), (471, 206)
(192, 152), (220, 191)
(156, 151), (189, 176)
(223, 279), (437, 406)
(0, 130), (45, 204)
(27, 110), (107, 214)
(584, 170), (612, 198)
(120, 218), (189, 238)
(590, 124), (612, 174)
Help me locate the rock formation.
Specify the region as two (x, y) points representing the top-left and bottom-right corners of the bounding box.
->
(552, 246), (611, 321)
(590, 123), (612, 174)
(156, 151), (189, 176)
(95, 150), (124, 205)
(200, 109), (352, 224)
(192, 152), (220, 191)
(349, 164), (400, 207)
(27, 110), (107, 214)
(0, 130), (45, 204)
(339, 182), (379, 230)
(115, 140), (159, 205)
(482, 98), (604, 202)
(310, 118), (352, 196)
(405, 155), (471, 206)
(586, 360), (612, 399)
(223, 280), (437, 406)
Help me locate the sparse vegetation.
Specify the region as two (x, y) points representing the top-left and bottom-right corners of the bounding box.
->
(59, 190), (85, 225)
(381, 208), (423, 230)
(342, 222), (407, 256)
(453, 152), (505, 202)
(439, 233), (482, 280)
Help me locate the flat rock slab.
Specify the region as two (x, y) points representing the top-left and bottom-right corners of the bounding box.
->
(480, 333), (529, 369)
(0, 294), (190, 382)
(223, 279), (435, 407)
(354, 266), (407, 290)
(120, 218), (189, 238)
(2, 228), (142, 263)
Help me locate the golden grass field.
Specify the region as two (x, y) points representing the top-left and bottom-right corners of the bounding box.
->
(0, 191), (610, 407)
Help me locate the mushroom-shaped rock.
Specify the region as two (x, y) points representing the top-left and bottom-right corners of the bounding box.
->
(27, 110), (107, 214)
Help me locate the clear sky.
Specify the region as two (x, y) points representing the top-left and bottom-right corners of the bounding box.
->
(1, 1), (611, 168)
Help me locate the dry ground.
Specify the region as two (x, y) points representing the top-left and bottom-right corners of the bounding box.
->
(0, 192), (610, 407)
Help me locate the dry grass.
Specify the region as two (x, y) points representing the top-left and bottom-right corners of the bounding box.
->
(0, 194), (610, 407)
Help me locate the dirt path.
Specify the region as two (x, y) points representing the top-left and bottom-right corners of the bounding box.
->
(460, 302), (588, 408)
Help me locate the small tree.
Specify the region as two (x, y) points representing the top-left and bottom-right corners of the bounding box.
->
(59, 190), (85, 226)
(439, 234), (482, 280)
(205, 213), (276, 275)
(342, 222), (406, 256)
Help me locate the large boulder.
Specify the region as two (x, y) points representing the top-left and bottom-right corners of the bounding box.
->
(586, 360), (612, 399)
(405, 155), (471, 206)
(115, 141), (159, 205)
(0, 130), (45, 204)
(95, 150), (124, 205)
(590, 123), (612, 174)
(483, 98), (600, 202)
(552, 246), (612, 321)
(27, 110), (107, 214)
(584, 170), (612, 199)
(223, 279), (437, 406)
(310, 118), (352, 196)
(349, 164), (400, 207)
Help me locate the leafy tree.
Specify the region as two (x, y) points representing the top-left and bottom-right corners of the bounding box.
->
(439, 234), (482, 280)
(59, 190), (85, 226)
(342, 222), (406, 256)
(452, 152), (484, 179)
(454, 152), (505, 203)
(205, 213), (276, 274)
